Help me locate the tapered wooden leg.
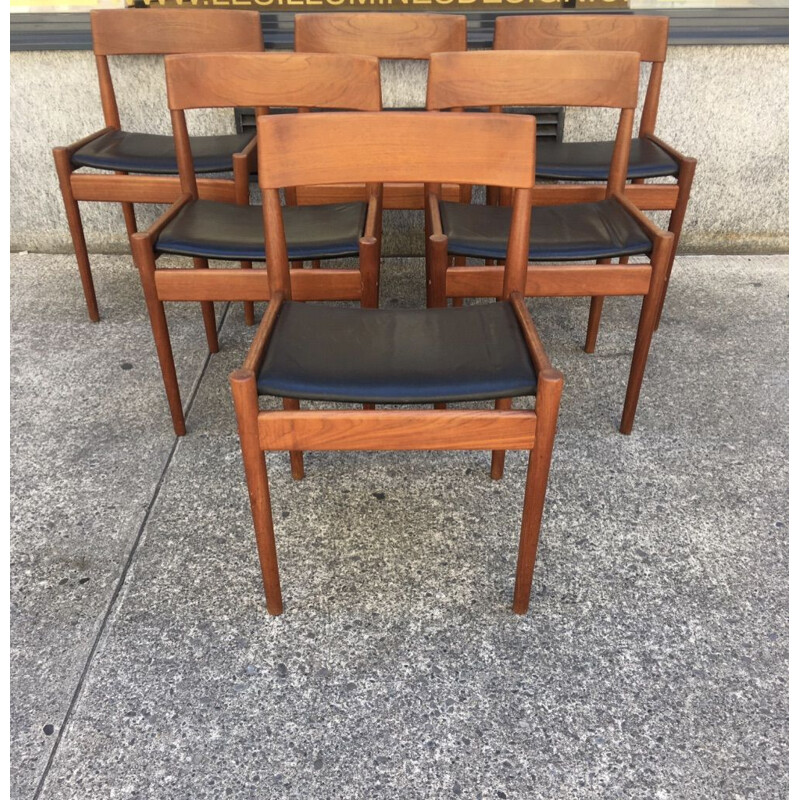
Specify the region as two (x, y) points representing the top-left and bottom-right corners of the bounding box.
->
(113, 172), (138, 240)
(619, 233), (673, 435)
(241, 261), (255, 326)
(230, 369), (283, 616)
(584, 295), (605, 353)
(121, 202), (137, 238)
(53, 149), (100, 322)
(282, 397), (305, 480)
(656, 158), (696, 330)
(131, 235), (186, 436)
(491, 397), (513, 480)
(513, 369), (563, 614)
(585, 257), (615, 354)
(192, 257), (219, 354)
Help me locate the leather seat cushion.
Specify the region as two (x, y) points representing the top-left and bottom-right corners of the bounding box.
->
(155, 199), (366, 261)
(257, 300), (537, 404)
(536, 137), (679, 181)
(440, 198), (652, 262)
(71, 130), (254, 174)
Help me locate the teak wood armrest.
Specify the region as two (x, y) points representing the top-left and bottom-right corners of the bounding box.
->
(132, 192), (194, 247)
(55, 126), (116, 158)
(427, 192), (444, 237)
(509, 291), (559, 377)
(233, 133), (259, 173)
(609, 190), (673, 247)
(643, 132), (696, 167)
(243, 291), (285, 373)
(363, 190), (381, 239)
(232, 136), (257, 204)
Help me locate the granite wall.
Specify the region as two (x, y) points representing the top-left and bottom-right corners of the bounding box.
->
(9, 44), (788, 255)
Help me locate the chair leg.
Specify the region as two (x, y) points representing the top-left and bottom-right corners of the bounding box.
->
(282, 397), (305, 480)
(619, 234), (673, 435)
(513, 370), (563, 614)
(359, 235), (380, 310)
(584, 257), (615, 354)
(230, 369), (284, 616)
(113, 171), (138, 240)
(53, 149), (100, 322)
(451, 256), (466, 307)
(192, 257), (219, 354)
(232, 160), (256, 326)
(490, 397), (513, 480)
(121, 202), (137, 238)
(427, 234), (448, 308)
(131, 235), (186, 436)
(656, 159), (696, 330)
(241, 261), (255, 326)
(359, 236), (379, 413)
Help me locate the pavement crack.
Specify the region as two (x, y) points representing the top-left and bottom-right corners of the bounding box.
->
(32, 302), (231, 799)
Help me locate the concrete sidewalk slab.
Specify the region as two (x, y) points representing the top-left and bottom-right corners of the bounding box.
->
(11, 253), (787, 799)
(10, 253), (224, 799)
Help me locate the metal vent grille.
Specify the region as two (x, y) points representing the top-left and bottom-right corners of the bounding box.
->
(235, 106), (564, 143)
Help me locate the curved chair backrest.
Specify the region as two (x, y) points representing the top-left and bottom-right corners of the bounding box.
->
(493, 14), (668, 134)
(91, 8), (264, 56)
(295, 13), (468, 210)
(427, 50), (640, 194)
(165, 52), (382, 112)
(258, 112), (535, 298)
(427, 50), (639, 110)
(295, 13), (467, 59)
(164, 52), (382, 197)
(89, 9), (264, 129)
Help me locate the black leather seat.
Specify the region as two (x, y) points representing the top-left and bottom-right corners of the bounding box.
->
(71, 130), (254, 174)
(257, 301), (537, 404)
(536, 137), (679, 181)
(155, 199), (367, 261)
(440, 197), (652, 262)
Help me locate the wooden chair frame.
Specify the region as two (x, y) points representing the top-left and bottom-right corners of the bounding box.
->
(130, 52), (383, 436)
(426, 50), (674, 437)
(294, 12), (468, 210)
(52, 9), (264, 322)
(494, 14), (696, 337)
(230, 111), (563, 616)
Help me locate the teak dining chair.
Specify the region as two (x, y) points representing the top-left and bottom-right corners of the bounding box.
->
(131, 52), (382, 437)
(426, 50), (673, 437)
(494, 14), (696, 340)
(52, 8), (264, 322)
(230, 111), (563, 616)
(294, 12), (467, 210)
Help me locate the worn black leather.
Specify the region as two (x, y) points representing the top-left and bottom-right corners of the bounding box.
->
(155, 199), (366, 261)
(536, 137), (679, 181)
(71, 130), (254, 174)
(257, 301), (537, 404)
(440, 197), (652, 262)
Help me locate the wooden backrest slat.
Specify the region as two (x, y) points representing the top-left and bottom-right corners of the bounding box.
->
(257, 112), (535, 189)
(165, 52), (381, 112)
(90, 9), (263, 56)
(295, 13), (466, 59)
(427, 51), (640, 111)
(494, 14), (668, 64)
